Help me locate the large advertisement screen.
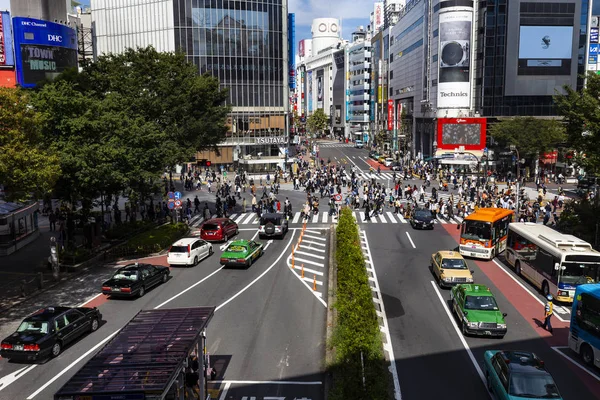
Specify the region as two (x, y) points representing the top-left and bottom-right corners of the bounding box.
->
(317, 69), (324, 109)
(437, 118), (486, 151)
(519, 26), (573, 59)
(13, 17), (78, 88)
(437, 9), (473, 109)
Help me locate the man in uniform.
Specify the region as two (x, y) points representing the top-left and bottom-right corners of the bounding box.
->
(542, 294), (554, 333)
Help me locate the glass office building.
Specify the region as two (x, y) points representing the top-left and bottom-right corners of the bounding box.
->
(93, 0), (290, 170)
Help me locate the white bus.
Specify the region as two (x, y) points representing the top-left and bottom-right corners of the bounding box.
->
(505, 223), (600, 303)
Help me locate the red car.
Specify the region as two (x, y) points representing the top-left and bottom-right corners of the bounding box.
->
(200, 218), (239, 242)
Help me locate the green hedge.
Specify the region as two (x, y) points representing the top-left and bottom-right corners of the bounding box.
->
(329, 207), (390, 399)
(105, 222), (189, 260)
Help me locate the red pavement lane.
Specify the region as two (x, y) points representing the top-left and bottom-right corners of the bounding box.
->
(364, 158), (391, 171)
(442, 224), (600, 395)
(84, 255), (169, 309)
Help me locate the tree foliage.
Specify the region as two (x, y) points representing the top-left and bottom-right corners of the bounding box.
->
(554, 72), (600, 174)
(307, 108), (329, 135)
(0, 87), (60, 202)
(488, 116), (565, 159)
(32, 46), (230, 206)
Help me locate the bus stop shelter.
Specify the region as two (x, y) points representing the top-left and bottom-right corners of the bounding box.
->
(54, 307), (215, 400)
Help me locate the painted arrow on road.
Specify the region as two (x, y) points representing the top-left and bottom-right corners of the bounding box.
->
(264, 239), (274, 250)
(0, 365), (37, 392)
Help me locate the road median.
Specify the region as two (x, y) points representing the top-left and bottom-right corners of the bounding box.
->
(327, 207), (390, 399)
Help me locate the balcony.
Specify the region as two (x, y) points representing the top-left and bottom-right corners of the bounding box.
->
(349, 82), (370, 91)
(350, 114), (370, 123)
(349, 50), (371, 61)
(350, 62), (370, 72)
(349, 103), (370, 112)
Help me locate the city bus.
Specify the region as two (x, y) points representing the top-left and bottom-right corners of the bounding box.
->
(506, 223), (600, 303)
(569, 284), (600, 368)
(458, 208), (514, 260)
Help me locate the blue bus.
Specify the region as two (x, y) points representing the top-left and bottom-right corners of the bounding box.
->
(569, 284), (600, 368)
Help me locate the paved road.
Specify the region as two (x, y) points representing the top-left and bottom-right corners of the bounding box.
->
(0, 226), (328, 400)
(318, 144), (600, 400)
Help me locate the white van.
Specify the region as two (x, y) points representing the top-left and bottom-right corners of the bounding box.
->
(355, 140), (364, 149)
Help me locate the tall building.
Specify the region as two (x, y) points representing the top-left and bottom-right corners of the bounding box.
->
(10, 0), (71, 23)
(386, 0), (590, 161)
(347, 27), (373, 141)
(92, 0), (290, 171)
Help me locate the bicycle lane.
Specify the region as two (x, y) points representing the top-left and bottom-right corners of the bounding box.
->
(441, 224), (600, 396)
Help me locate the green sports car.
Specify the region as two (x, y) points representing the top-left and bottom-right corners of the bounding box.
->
(219, 239), (264, 268)
(450, 283), (507, 338)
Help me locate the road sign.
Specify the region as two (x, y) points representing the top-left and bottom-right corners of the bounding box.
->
(483, 147), (488, 154)
(167, 201), (175, 210)
(174, 191), (182, 200)
(174, 200), (182, 208)
(333, 194), (342, 202)
(167, 192), (175, 199)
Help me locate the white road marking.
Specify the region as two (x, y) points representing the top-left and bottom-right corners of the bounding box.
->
(386, 212), (398, 223)
(77, 293), (103, 307)
(0, 365), (37, 392)
(312, 213), (319, 223)
(297, 266), (324, 276)
(264, 239), (274, 250)
(302, 276), (323, 285)
(322, 213), (328, 223)
(290, 256), (323, 267)
(299, 244), (325, 253)
(212, 380), (322, 385)
(220, 240), (233, 251)
(551, 346), (600, 382)
(361, 231), (402, 400)
(218, 382), (231, 400)
(300, 240), (328, 246)
(292, 212), (301, 224)
(405, 232), (416, 249)
(216, 233), (296, 312)
(378, 213), (387, 223)
(430, 281), (489, 393)
(250, 230), (260, 241)
(241, 213), (255, 224)
(154, 266), (226, 309)
(491, 259), (569, 323)
(294, 250), (326, 260)
(302, 233), (326, 241)
(234, 213), (246, 223)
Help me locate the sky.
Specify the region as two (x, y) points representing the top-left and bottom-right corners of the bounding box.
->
(289, 0), (372, 47)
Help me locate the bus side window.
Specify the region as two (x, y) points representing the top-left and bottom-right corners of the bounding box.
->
(507, 231), (514, 248)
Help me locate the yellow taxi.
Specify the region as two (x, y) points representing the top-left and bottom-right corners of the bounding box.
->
(378, 155), (388, 164)
(431, 250), (474, 288)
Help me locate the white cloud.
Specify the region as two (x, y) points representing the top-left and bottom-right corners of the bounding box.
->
(289, 0), (374, 27)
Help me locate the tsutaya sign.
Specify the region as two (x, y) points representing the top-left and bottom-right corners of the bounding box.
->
(254, 136), (289, 145)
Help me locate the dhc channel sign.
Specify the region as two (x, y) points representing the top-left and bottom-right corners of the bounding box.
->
(12, 17), (78, 88)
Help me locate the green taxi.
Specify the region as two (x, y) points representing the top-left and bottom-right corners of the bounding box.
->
(219, 239), (264, 268)
(450, 284), (507, 338)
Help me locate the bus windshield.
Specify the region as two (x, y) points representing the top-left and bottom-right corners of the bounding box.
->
(462, 221), (492, 241)
(561, 258), (600, 285)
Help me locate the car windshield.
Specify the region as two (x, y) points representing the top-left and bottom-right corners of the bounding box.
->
(415, 211), (431, 219)
(441, 258), (467, 269)
(170, 246), (188, 253)
(113, 269), (139, 281)
(464, 295), (499, 311)
(202, 223), (220, 230)
(509, 373), (561, 398)
(561, 260), (600, 285)
(462, 220), (492, 241)
(227, 245), (247, 252)
(17, 320), (49, 334)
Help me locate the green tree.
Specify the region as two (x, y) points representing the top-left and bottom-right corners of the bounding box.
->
(488, 117), (565, 159)
(306, 108), (329, 136)
(0, 87), (60, 202)
(554, 71), (600, 174)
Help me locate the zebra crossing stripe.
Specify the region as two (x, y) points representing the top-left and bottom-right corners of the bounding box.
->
(312, 213), (319, 223)
(359, 211), (366, 223)
(437, 217), (447, 224)
(233, 213), (246, 223)
(241, 213), (255, 224)
(386, 212), (398, 223)
(322, 213), (328, 223)
(292, 212), (301, 224)
(378, 214), (387, 223)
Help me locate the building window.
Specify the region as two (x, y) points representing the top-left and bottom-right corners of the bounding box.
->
(390, 53), (394, 63)
(390, 70), (393, 79)
(389, 87), (393, 96)
(433, 29), (439, 38)
(432, 79), (437, 87)
(432, 54), (438, 62)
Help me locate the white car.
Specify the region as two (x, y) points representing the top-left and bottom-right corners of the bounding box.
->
(167, 238), (213, 267)
(355, 140), (364, 149)
(384, 158), (395, 167)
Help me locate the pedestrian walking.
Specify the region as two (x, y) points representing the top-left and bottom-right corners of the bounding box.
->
(542, 294), (554, 333)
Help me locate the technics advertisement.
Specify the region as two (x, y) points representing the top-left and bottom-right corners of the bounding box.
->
(437, 9), (473, 109)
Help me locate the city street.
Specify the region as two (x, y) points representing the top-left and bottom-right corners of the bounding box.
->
(0, 227), (328, 400)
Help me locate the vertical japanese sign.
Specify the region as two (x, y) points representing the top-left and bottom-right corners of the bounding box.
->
(387, 99), (394, 131)
(397, 102), (403, 131)
(308, 70), (313, 112)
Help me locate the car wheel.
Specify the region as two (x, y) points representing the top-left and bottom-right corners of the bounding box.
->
(247, 257), (252, 268)
(209, 247), (213, 256)
(139, 286), (145, 298)
(581, 343), (595, 366)
(223, 234), (228, 242)
(193, 256), (198, 266)
(235, 228), (239, 235)
(462, 321), (468, 336)
(90, 318), (99, 332)
(515, 261), (521, 276)
(162, 273), (168, 284)
(51, 342), (62, 358)
(542, 281), (549, 298)
(486, 371), (493, 391)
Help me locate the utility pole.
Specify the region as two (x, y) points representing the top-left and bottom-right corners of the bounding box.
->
(510, 144), (520, 217)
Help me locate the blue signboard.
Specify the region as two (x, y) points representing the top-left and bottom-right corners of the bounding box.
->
(0, 12), (15, 66)
(591, 27), (599, 44)
(589, 54), (598, 64)
(12, 17), (78, 88)
(590, 43), (599, 55)
(288, 13), (296, 90)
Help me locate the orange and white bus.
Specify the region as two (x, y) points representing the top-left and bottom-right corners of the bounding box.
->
(458, 208), (514, 260)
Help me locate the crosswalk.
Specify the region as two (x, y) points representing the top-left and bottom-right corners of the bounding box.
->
(211, 211), (464, 225)
(318, 143), (356, 148)
(287, 229), (329, 302)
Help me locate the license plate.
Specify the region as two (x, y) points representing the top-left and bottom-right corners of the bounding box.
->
(112, 288), (121, 292)
(14, 344), (23, 351)
(484, 331), (492, 336)
(470, 253), (477, 257)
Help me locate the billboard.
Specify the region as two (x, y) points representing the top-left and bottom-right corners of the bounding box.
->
(13, 17), (78, 88)
(519, 26), (573, 59)
(437, 9), (472, 109)
(387, 99), (393, 131)
(317, 69), (324, 109)
(0, 12), (15, 67)
(308, 70), (313, 112)
(591, 27), (599, 44)
(299, 39), (305, 57)
(436, 118), (486, 151)
(288, 13), (296, 90)
(373, 2), (384, 32)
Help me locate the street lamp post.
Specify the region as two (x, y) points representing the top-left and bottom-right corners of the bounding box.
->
(510, 145), (520, 216)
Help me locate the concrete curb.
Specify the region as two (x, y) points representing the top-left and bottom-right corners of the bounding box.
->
(324, 223), (337, 400)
